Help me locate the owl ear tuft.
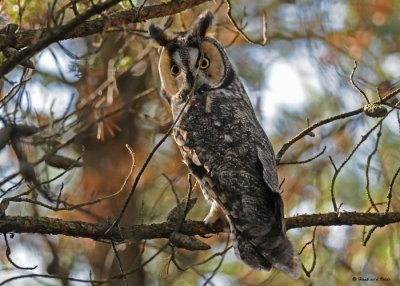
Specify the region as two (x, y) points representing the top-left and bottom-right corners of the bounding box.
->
(190, 10), (214, 38)
(149, 24), (174, 46)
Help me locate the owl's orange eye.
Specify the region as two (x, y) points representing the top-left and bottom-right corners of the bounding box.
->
(171, 64), (180, 76)
(198, 57), (210, 70)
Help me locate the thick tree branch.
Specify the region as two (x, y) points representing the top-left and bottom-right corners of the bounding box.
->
(285, 212), (400, 229)
(1, 212), (399, 244)
(0, 0), (210, 77)
(11, 0), (210, 50)
(1, 0), (122, 77)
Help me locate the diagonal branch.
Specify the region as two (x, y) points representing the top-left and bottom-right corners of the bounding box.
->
(0, 0), (210, 77)
(1, 0), (122, 77)
(276, 107), (364, 162)
(10, 0), (211, 50)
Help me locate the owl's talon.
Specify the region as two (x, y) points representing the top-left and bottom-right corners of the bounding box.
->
(203, 214), (219, 225)
(203, 201), (225, 225)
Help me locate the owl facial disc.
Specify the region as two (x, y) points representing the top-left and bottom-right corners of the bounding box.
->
(149, 12), (231, 102)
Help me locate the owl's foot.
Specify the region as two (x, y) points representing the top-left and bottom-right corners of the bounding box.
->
(204, 202), (225, 225)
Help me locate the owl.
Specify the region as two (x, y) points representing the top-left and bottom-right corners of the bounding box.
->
(149, 11), (301, 279)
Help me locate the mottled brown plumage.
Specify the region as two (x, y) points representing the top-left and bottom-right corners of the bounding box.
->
(149, 11), (301, 279)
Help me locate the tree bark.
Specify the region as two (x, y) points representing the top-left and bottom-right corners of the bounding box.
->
(1, 212), (399, 245)
(10, 0), (211, 50)
(0, 0), (210, 77)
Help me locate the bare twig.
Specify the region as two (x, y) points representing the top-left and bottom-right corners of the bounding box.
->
(162, 174), (180, 205)
(0, 78), (31, 105)
(5, 144), (135, 213)
(363, 225), (378, 246)
(302, 226), (317, 277)
(365, 124), (382, 213)
(329, 155), (337, 171)
(225, 0), (267, 46)
(202, 236), (231, 286)
(172, 244), (233, 271)
(278, 146), (326, 165)
(276, 108), (364, 162)
(110, 239), (128, 286)
(276, 86), (400, 163)
(385, 166), (400, 215)
(330, 110), (392, 211)
(0, 87), (154, 189)
(3, 233), (38, 270)
(350, 61), (370, 104)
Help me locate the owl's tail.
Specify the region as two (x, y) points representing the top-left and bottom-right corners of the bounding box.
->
(231, 225), (302, 279)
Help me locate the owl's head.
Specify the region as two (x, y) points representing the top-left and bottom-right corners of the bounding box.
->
(149, 11), (234, 103)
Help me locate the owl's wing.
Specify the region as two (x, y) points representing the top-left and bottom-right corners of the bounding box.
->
(235, 94), (284, 229)
(240, 89), (280, 194)
(256, 145), (286, 232)
(256, 144), (280, 193)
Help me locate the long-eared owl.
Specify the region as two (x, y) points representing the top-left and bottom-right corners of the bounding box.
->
(149, 11), (301, 279)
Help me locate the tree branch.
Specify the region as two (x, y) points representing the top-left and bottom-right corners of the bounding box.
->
(1, 212), (399, 245)
(276, 107), (364, 162)
(0, 0), (210, 77)
(12, 0), (210, 50)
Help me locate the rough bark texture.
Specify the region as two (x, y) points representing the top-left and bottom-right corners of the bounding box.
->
(11, 0), (210, 50)
(1, 212), (399, 244)
(0, 0), (210, 77)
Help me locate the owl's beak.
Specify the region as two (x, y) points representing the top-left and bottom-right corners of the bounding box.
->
(178, 70), (195, 95)
(186, 72), (195, 88)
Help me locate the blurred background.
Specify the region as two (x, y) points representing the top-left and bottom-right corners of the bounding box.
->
(0, 0), (400, 285)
